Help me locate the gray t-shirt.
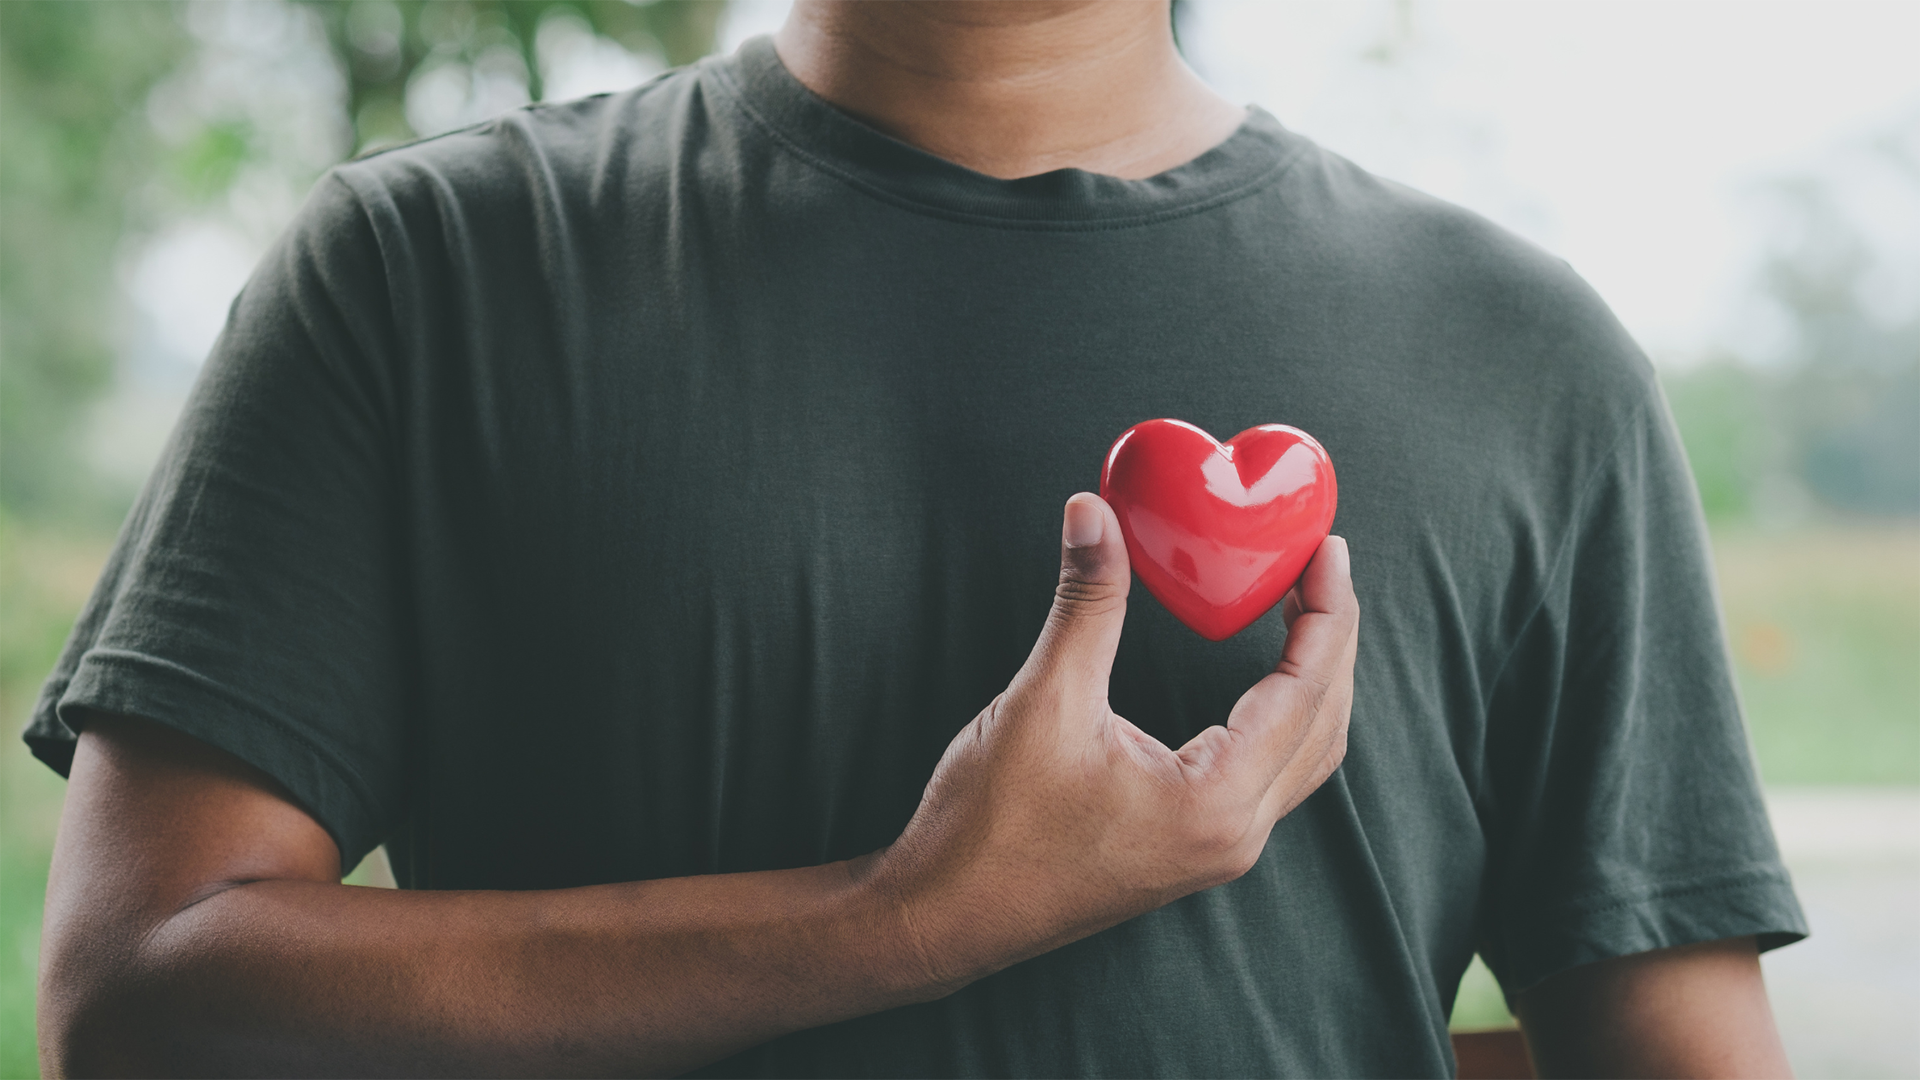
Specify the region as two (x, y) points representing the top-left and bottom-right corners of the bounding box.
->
(28, 37), (1804, 1078)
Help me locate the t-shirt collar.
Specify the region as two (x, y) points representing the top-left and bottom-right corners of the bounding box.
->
(707, 35), (1307, 228)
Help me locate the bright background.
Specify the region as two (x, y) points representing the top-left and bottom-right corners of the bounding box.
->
(1, 1), (1915, 1076)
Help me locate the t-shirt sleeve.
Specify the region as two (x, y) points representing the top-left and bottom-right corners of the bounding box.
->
(1475, 383), (1807, 996)
(23, 171), (408, 872)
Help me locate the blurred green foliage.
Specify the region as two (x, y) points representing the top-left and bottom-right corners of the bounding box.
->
(1450, 955), (1512, 1031)
(172, 118), (258, 201)
(0, 2), (193, 525)
(303, 0), (724, 152)
(1664, 360), (1773, 521)
(1717, 527), (1920, 785)
(1663, 152), (1920, 524)
(0, 1), (725, 531)
(1665, 354), (1920, 523)
(0, 512), (108, 1076)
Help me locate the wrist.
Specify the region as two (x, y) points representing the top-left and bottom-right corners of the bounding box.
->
(835, 849), (977, 1006)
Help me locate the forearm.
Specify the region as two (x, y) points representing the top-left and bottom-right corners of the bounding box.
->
(46, 519), (1358, 1077)
(49, 857), (932, 1077)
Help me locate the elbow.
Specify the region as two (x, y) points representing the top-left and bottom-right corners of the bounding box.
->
(38, 917), (174, 1078)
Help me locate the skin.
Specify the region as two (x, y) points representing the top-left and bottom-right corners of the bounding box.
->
(773, 0), (1246, 179)
(40, 3), (1795, 1076)
(41, 499), (1358, 1076)
(1517, 937), (1793, 1079)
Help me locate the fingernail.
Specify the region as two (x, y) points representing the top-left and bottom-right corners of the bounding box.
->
(1330, 535), (1350, 577)
(1064, 496), (1104, 548)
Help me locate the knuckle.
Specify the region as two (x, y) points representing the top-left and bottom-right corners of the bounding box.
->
(1054, 575), (1121, 603)
(1051, 577), (1124, 618)
(1178, 816), (1248, 866)
(1274, 661), (1338, 713)
(1207, 838), (1262, 884)
(1227, 845), (1262, 880)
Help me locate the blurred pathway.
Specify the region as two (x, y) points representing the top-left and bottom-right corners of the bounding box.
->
(1763, 788), (1920, 1079)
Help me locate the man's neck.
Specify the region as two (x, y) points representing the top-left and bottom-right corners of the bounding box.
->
(773, 1), (1245, 180)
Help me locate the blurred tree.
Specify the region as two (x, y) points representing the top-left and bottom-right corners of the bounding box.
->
(299, 0), (726, 152)
(0, 2), (193, 522)
(1762, 171), (1920, 517)
(0, 1), (728, 526)
(1664, 123), (1920, 524)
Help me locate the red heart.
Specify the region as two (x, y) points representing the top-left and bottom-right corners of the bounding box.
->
(1099, 419), (1338, 641)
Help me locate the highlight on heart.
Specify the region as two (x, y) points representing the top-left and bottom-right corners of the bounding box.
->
(1099, 419), (1338, 641)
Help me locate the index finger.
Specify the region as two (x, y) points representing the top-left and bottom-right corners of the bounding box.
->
(1177, 535), (1357, 793)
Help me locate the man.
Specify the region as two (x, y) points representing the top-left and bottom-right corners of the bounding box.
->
(29, 3), (1804, 1076)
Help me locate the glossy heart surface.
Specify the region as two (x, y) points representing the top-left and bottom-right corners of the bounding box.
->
(1099, 419), (1338, 641)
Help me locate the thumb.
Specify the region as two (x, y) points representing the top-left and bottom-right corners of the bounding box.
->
(1017, 493), (1131, 706)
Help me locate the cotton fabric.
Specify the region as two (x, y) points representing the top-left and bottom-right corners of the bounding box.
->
(29, 37), (1804, 1078)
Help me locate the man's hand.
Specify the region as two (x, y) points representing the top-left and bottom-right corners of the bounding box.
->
(864, 493), (1357, 988)
(39, 494), (1356, 1077)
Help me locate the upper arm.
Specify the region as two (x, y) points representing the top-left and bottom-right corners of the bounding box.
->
(24, 171), (411, 876)
(1514, 936), (1791, 1079)
(1473, 393), (1804, 996)
(39, 712), (339, 1070)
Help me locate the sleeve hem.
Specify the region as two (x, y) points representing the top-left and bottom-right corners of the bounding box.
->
(1489, 865), (1808, 997)
(49, 647), (391, 872)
